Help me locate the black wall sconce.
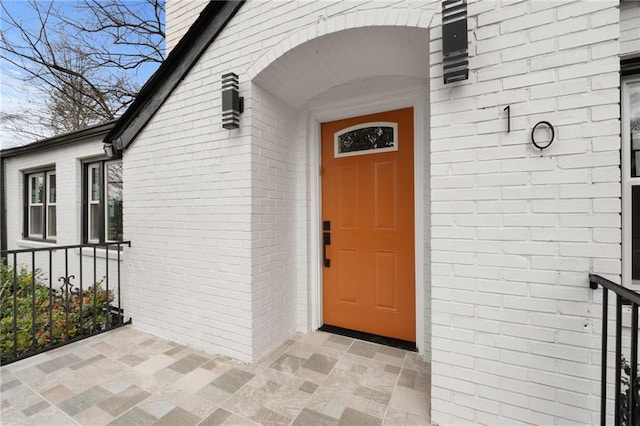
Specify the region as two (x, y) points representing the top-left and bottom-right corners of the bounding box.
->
(103, 143), (120, 159)
(442, 0), (469, 84)
(222, 72), (244, 129)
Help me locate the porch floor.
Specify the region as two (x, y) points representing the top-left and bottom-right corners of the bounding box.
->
(1, 326), (430, 426)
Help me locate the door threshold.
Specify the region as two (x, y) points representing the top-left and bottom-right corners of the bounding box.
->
(319, 324), (416, 352)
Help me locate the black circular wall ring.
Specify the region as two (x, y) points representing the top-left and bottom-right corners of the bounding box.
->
(531, 121), (555, 150)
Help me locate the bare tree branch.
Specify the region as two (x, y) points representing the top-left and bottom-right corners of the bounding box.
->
(0, 0), (164, 143)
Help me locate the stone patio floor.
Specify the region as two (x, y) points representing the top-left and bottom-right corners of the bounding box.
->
(1, 326), (430, 425)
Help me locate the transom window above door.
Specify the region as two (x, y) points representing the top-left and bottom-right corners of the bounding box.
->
(334, 122), (398, 158)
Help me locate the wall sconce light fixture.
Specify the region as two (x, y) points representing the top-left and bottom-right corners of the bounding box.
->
(103, 143), (119, 159)
(222, 72), (244, 129)
(442, 0), (469, 84)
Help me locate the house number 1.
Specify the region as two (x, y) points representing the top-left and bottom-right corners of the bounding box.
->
(503, 105), (510, 133)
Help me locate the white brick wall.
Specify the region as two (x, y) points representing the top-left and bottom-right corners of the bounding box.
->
(165, 0), (207, 54)
(430, 0), (621, 424)
(621, 0), (640, 57)
(126, 0), (437, 364)
(249, 84), (299, 360)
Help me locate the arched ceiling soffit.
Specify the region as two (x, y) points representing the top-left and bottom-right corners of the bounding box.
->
(250, 9), (434, 109)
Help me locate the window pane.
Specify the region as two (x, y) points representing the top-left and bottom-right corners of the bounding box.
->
(338, 126), (395, 154)
(48, 206), (56, 237)
(31, 175), (44, 204)
(48, 174), (56, 204)
(106, 162), (123, 241)
(90, 204), (100, 241)
(91, 167), (100, 201)
(630, 82), (640, 178)
(30, 206), (43, 236)
(633, 186), (640, 282)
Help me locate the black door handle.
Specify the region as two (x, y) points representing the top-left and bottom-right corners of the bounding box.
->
(323, 221), (331, 267)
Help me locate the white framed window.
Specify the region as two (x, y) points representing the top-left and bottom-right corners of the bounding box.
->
(334, 122), (398, 158)
(84, 160), (123, 243)
(622, 76), (640, 287)
(25, 169), (56, 240)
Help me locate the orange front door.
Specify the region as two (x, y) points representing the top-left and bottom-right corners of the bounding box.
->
(321, 108), (415, 342)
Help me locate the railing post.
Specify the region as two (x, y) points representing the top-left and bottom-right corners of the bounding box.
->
(616, 295), (623, 426)
(600, 287), (608, 426)
(12, 254), (18, 360)
(630, 303), (638, 426)
(48, 250), (53, 344)
(117, 242), (122, 326)
(93, 246), (97, 332)
(79, 247), (83, 336)
(31, 251), (36, 351)
(105, 244), (109, 328)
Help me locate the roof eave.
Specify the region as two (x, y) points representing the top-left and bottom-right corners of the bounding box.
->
(1, 120), (117, 158)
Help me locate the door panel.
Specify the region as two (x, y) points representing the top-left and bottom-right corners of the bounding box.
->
(322, 107), (415, 342)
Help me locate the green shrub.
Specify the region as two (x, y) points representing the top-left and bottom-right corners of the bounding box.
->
(0, 260), (114, 363)
(621, 355), (640, 426)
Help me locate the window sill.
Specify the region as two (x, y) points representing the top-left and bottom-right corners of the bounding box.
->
(16, 239), (57, 249)
(77, 246), (125, 261)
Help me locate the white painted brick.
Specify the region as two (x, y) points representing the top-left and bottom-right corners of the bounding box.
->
(530, 199), (589, 213)
(503, 214), (558, 228)
(558, 88), (619, 110)
(475, 24), (499, 40)
(477, 253), (527, 269)
(558, 57), (619, 80)
(557, 1), (617, 20)
(529, 397), (591, 424)
(477, 2), (529, 27)
(477, 358), (528, 380)
(530, 341), (590, 363)
(531, 169), (589, 185)
(592, 104), (621, 122)
(477, 200), (528, 214)
(500, 8), (554, 34)
(559, 242), (620, 259)
(476, 278), (528, 296)
(480, 385), (529, 409)
(558, 24), (618, 50)
(476, 306), (528, 324)
(591, 71), (620, 90)
(503, 295), (556, 313)
(530, 78), (589, 100)
(501, 323), (555, 343)
(593, 228), (621, 244)
(529, 48), (590, 72)
(531, 227), (590, 243)
(501, 156), (556, 172)
(477, 227), (528, 241)
(559, 183), (621, 199)
(530, 17), (589, 42)
(476, 61), (528, 82)
(502, 404), (555, 425)
(503, 69), (556, 90)
(452, 393), (500, 415)
(558, 151), (620, 169)
(586, 32), (625, 56)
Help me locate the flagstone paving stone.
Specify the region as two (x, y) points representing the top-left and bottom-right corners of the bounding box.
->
(1, 326), (430, 425)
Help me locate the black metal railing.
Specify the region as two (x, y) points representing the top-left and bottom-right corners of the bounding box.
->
(590, 274), (640, 426)
(0, 242), (131, 364)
